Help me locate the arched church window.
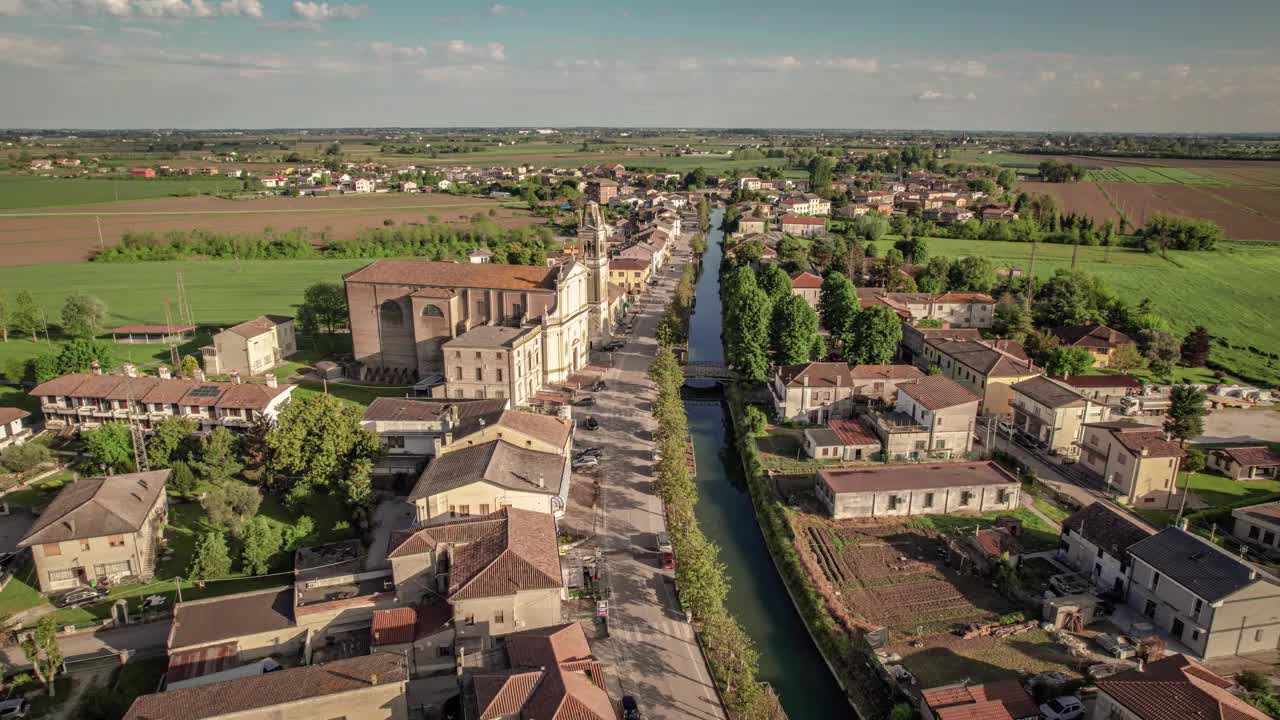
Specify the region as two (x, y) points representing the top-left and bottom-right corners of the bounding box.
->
(422, 305), (444, 318)
(380, 300), (404, 327)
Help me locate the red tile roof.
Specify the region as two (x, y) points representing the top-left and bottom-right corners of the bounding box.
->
(0, 407), (30, 424)
(923, 679), (1036, 720)
(820, 461), (1018, 495)
(1097, 653), (1269, 720)
(371, 607), (418, 646)
(829, 419), (879, 447)
(1087, 422), (1186, 459)
(789, 271), (823, 289)
(849, 364), (925, 381)
(474, 623), (612, 720)
(897, 375), (980, 410)
(1215, 446), (1280, 468)
(780, 214), (825, 225)
(344, 259), (557, 292)
(775, 361), (853, 388)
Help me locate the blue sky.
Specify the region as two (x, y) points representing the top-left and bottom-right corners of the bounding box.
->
(2, 0), (1278, 130)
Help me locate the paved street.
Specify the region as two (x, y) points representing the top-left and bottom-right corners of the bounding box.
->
(0, 617), (171, 671)
(585, 241), (727, 720)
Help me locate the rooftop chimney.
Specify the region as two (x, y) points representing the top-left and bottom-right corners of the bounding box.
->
(91, 360), (102, 375)
(266, 374), (278, 389)
(449, 404), (460, 424)
(538, 477), (545, 488)
(123, 363), (137, 378)
(1179, 518), (1189, 531)
(802, 376), (809, 387)
(230, 372), (241, 384)
(370, 673), (379, 685)
(194, 369), (206, 382)
(158, 366), (172, 380)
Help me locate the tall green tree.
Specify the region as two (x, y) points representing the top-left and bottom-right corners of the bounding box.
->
(189, 531), (232, 580)
(843, 305), (902, 365)
(54, 338), (112, 376)
(807, 155), (833, 195)
(1164, 385), (1207, 444)
(769, 294), (821, 365)
(266, 393), (382, 507)
(756, 264), (791, 303)
(894, 236), (928, 264)
(192, 426), (243, 485)
(1109, 342), (1148, 373)
(817, 272), (858, 334)
(916, 257), (951, 293)
(83, 423), (133, 474)
(146, 416), (199, 469)
(726, 284), (772, 382)
(239, 516), (282, 574)
(947, 255), (997, 293)
(1033, 269), (1107, 327)
(1140, 329), (1181, 378)
(1045, 346), (1095, 376)
(1180, 325), (1211, 366)
(201, 481), (262, 532)
(992, 295), (1033, 343)
(60, 293), (108, 339)
(12, 290), (44, 342)
(21, 616), (63, 696)
(996, 168), (1017, 191)
(297, 282), (348, 340)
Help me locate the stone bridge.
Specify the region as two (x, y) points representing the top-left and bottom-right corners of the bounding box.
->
(681, 361), (734, 380)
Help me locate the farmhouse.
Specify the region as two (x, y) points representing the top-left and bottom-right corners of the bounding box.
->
(18, 470), (169, 592)
(0, 407), (32, 450)
(1078, 422), (1184, 507)
(1010, 376), (1109, 456)
(202, 315), (297, 377)
(736, 216), (767, 235)
(1094, 654), (1269, 720)
(780, 213), (825, 237)
(866, 375), (979, 460)
(1231, 500), (1280, 556)
(1125, 526), (1280, 659)
(803, 419), (881, 462)
(441, 324), (544, 405)
(1059, 501), (1154, 596)
(769, 362), (856, 423)
(816, 460), (1020, 520)
(1053, 323), (1135, 368)
(1207, 445), (1280, 481)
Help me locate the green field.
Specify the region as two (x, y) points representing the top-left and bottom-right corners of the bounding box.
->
(921, 237), (1280, 385)
(0, 175), (240, 210)
(1085, 166), (1227, 185)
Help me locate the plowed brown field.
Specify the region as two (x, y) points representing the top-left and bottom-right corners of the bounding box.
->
(1018, 181), (1122, 225)
(1096, 183), (1280, 240)
(0, 193), (539, 265)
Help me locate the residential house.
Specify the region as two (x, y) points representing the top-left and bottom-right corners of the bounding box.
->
(900, 326), (982, 367)
(980, 205), (1018, 221)
(789, 271), (823, 308)
(123, 653), (409, 720)
(1093, 653), (1269, 720)
(1050, 374), (1143, 407)
(609, 257), (652, 292)
(467, 623), (613, 720)
(1010, 376), (1109, 456)
(369, 603), (456, 678)
(816, 461), (1020, 520)
(921, 679), (1038, 720)
(1059, 501), (1155, 596)
(435, 407), (572, 457)
(441, 324), (544, 404)
(803, 419), (881, 462)
(922, 339), (1039, 417)
(780, 214), (825, 237)
(1054, 323), (1136, 368)
(868, 375), (979, 460)
(1078, 422), (1184, 507)
(586, 179), (618, 205)
(353, 177), (375, 193)
(387, 508), (564, 658)
(736, 216), (767, 235)
(0, 407), (32, 449)
(1125, 526), (1280, 658)
(1208, 446), (1280, 481)
(128, 167), (156, 178)
(848, 364), (926, 404)
(467, 249), (494, 264)
(31, 371), (295, 433)
(360, 398), (508, 483)
(1231, 501), (1280, 556)
(738, 176), (762, 191)
(18, 470), (169, 592)
(408, 434), (571, 525)
(857, 289), (995, 329)
(202, 315), (297, 377)
(770, 362), (856, 423)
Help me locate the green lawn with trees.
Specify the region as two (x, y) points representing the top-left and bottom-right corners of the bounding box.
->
(0, 175), (239, 210)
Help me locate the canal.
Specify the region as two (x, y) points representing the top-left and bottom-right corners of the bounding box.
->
(685, 208), (851, 718)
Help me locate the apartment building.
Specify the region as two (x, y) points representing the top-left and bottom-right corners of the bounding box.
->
(869, 375), (979, 460)
(1078, 422), (1184, 507)
(921, 339), (1039, 417)
(441, 324), (544, 404)
(1010, 375), (1109, 456)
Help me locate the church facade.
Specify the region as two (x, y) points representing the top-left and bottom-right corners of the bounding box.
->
(344, 207), (611, 400)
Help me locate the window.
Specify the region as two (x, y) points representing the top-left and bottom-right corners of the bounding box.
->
(475, 351), (482, 360)
(1192, 629), (1201, 643)
(422, 305), (443, 318)
(1097, 546), (1105, 558)
(47, 568), (78, 584)
(95, 560), (131, 576)
(109, 535), (126, 548)
(1118, 454), (1127, 465)
(914, 440), (927, 451)
(379, 300), (404, 328)
(1249, 526), (1261, 540)
(887, 495), (900, 510)
(449, 505), (457, 516)
(475, 368), (483, 381)
(1256, 629), (1265, 643)
(494, 610), (505, 624)
(437, 645), (452, 657)
(1266, 531), (1277, 546)
(479, 504), (489, 515)
(458, 505), (470, 516)
(922, 492), (934, 508)
(1193, 598), (1203, 617)
(384, 436), (406, 450)
(43, 543), (61, 557)
(80, 540), (91, 551)
(453, 367), (462, 381)
(959, 491), (973, 507)
(1151, 572), (1161, 591)
(497, 368), (504, 382)
(1144, 600), (1157, 618)
(465, 614), (475, 626)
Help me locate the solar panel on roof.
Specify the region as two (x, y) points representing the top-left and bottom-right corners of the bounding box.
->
(191, 386), (221, 398)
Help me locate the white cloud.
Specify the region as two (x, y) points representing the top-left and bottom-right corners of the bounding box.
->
(488, 3), (511, 14)
(0, 0), (27, 14)
(134, 0), (213, 18)
(0, 32), (66, 67)
(121, 25), (162, 35)
(41, 22), (99, 32)
(914, 89), (976, 102)
(1167, 64), (1192, 80)
(291, 1), (366, 22)
(817, 56), (879, 74)
(1038, 70), (1056, 82)
(370, 40), (426, 62)
(929, 59), (988, 78)
(219, 0), (260, 18)
(445, 39), (505, 62)
(720, 55), (802, 72)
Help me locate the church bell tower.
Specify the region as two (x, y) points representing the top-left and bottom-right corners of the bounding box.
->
(579, 201), (610, 336)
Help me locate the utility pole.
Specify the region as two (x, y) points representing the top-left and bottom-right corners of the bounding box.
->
(163, 300), (180, 366)
(1024, 240), (1038, 309)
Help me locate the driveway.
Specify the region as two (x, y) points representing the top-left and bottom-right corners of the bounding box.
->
(1199, 407), (1280, 444)
(367, 498), (414, 570)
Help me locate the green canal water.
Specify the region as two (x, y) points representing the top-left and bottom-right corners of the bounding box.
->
(686, 208), (854, 718)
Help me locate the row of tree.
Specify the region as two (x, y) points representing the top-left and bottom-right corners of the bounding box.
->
(0, 290), (109, 344)
(721, 265), (825, 381)
(649, 348), (773, 718)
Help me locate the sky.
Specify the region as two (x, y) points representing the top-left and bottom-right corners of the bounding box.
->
(1, 0), (1279, 131)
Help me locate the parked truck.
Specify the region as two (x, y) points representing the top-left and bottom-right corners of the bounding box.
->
(1120, 395), (1171, 416)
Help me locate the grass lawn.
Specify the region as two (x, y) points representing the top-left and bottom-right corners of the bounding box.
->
(0, 175), (238, 211)
(0, 560), (47, 617)
(1, 470), (76, 509)
(907, 508), (1060, 552)
(1032, 497), (1072, 526)
(27, 676), (76, 718)
(1184, 472), (1280, 508)
(920, 237), (1280, 386)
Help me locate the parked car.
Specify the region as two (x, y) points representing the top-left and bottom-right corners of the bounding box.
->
(0, 698), (30, 719)
(656, 532), (674, 569)
(621, 695), (641, 720)
(1039, 695), (1084, 720)
(604, 339), (625, 351)
(572, 396), (596, 407)
(56, 587), (106, 608)
(1095, 633), (1137, 659)
(572, 455), (599, 470)
(576, 447), (602, 459)
(584, 417), (600, 431)
(592, 379), (607, 392)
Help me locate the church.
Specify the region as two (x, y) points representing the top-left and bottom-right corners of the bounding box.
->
(343, 202), (612, 401)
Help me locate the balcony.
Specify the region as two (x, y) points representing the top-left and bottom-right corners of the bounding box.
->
(865, 409), (930, 435)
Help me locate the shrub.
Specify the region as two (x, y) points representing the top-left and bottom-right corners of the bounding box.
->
(1, 443), (51, 473)
(189, 532), (231, 580)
